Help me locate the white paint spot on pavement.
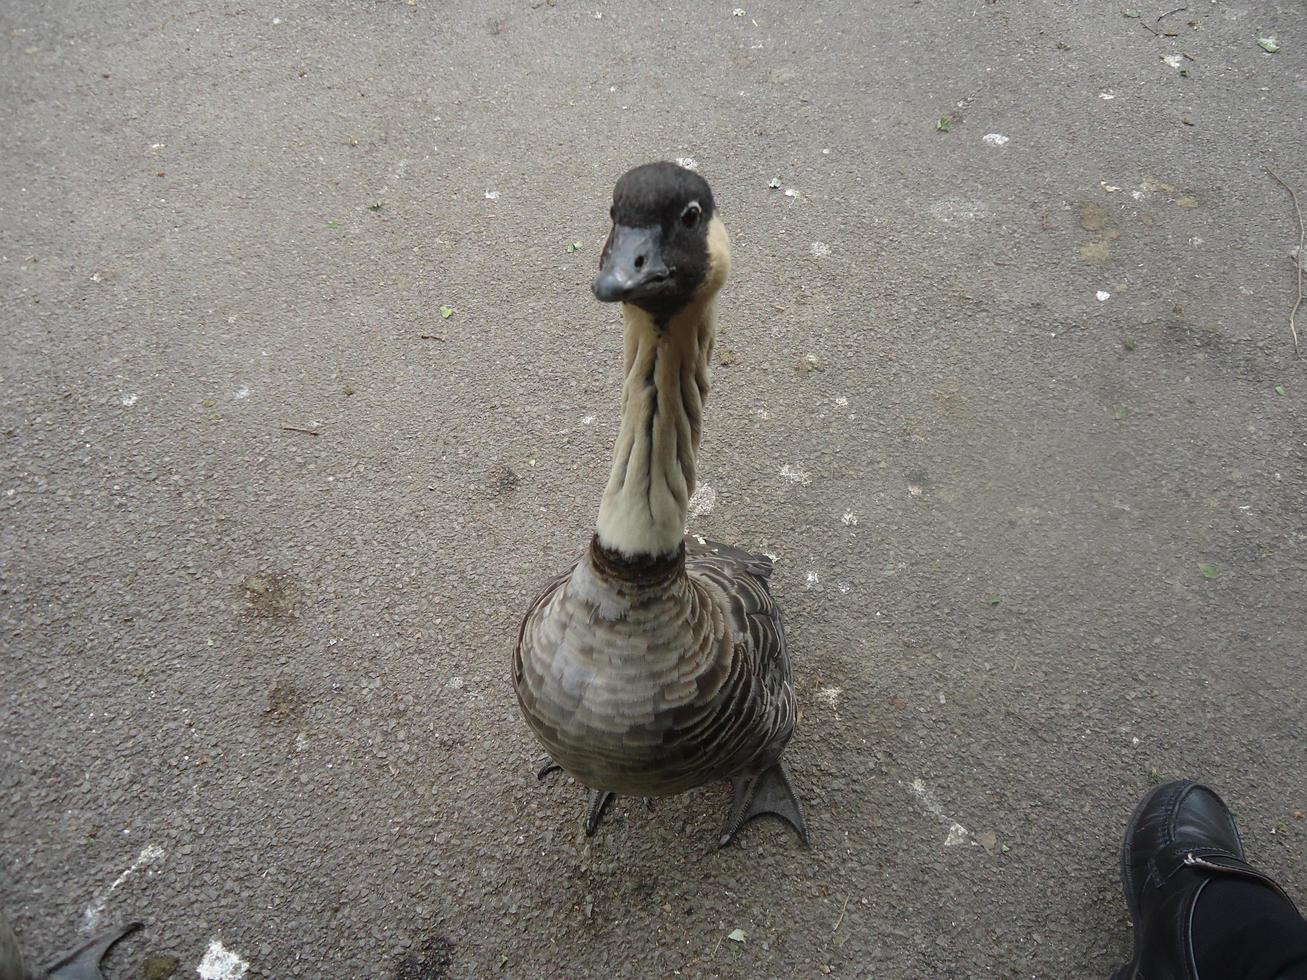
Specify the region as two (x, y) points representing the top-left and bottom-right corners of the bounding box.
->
(198, 940), (249, 980)
(784, 187), (798, 198)
(82, 844), (164, 933)
(982, 133), (1009, 146)
(817, 686), (843, 707)
(841, 511), (858, 526)
(675, 156), (699, 170)
(233, 386), (250, 400)
(1162, 54), (1183, 69)
(484, 190), (500, 200)
(810, 241), (831, 257)
(1096, 290), (1111, 302)
(908, 779), (981, 848)
(944, 823), (972, 847)
(780, 464), (811, 485)
(834, 396), (848, 407)
(1099, 91), (1116, 100)
(687, 484), (716, 518)
(805, 570), (820, 588)
(928, 197), (991, 223)
(120, 393), (138, 407)
(580, 415), (594, 425)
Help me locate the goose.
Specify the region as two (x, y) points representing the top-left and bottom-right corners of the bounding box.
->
(513, 161), (808, 847)
(1, 912), (140, 980)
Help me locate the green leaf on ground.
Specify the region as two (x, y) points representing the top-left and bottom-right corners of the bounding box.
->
(1275, 384), (1286, 396)
(1123, 8), (1140, 17)
(326, 219), (339, 229)
(565, 241), (583, 252)
(935, 117), (951, 133)
(1112, 405), (1129, 420)
(985, 593), (1002, 606)
(1198, 562), (1218, 579)
(1258, 37), (1280, 53)
(768, 176), (782, 189)
(439, 306), (454, 319)
(727, 929), (746, 942)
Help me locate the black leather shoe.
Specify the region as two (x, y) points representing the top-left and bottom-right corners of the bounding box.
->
(1113, 779), (1300, 979)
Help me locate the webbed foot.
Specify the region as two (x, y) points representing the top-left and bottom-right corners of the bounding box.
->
(45, 921), (143, 980)
(720, 762), (810, 848)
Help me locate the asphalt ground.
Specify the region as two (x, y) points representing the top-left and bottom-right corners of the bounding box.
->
(2, 2), (1305, 977)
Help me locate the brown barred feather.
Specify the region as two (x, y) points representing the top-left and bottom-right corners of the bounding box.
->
(513, 534), (794, 799)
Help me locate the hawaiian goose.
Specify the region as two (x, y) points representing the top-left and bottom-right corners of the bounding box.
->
(513, 162), (808, 846)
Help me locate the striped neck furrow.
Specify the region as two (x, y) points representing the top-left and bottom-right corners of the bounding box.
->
(595, 299), (715, 559)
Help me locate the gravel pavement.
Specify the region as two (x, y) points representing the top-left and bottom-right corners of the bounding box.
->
(2, 2), (1305, 977)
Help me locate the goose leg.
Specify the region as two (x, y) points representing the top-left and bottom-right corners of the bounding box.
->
(719, 762), (810, 848)
(45, 921), (143, 980)
(584, 789), (616, 836)
(536, 758), (563, 781)
(537, 761), (643, 835)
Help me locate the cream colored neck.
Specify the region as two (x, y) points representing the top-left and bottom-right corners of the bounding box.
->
(595, 299), (716, 558)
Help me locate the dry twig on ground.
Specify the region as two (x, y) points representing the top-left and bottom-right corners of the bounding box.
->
(1266, 168), (1304, 356)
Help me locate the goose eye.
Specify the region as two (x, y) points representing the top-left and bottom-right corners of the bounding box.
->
(681, 203), (701, 228)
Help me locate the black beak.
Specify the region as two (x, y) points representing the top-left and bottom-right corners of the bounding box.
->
(592, 224), (670, 303)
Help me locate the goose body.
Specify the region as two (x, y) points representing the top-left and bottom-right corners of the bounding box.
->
(513, 162), (808, 845)
(515, 535), (792, 799)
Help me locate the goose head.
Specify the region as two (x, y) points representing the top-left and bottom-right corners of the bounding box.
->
(593, 162), (730, 319)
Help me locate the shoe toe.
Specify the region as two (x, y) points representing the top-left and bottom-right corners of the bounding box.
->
(1171, 784), (1242, 856)
(1123, 780), (1245, 910)
(1125, 781), (1194, 886)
